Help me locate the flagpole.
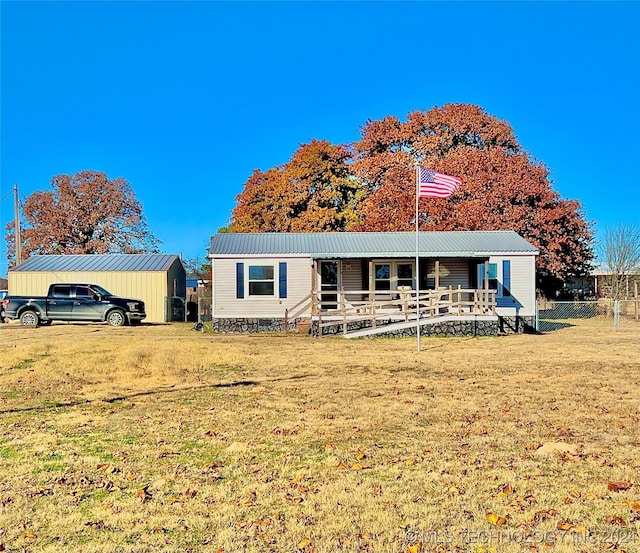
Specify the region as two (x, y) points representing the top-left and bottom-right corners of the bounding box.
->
(415, 166), (420, 352)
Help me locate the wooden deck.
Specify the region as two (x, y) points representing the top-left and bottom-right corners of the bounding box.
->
(285, 287), (497, 337)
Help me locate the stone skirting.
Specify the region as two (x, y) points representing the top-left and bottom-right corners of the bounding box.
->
(317, 318), (498, 338)
(210, 316), (534, 337)
(211, 317), (292, 333)
(499, 316), (536, 334)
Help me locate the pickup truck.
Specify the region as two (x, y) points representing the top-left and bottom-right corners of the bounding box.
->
(1, 283), (146, 327)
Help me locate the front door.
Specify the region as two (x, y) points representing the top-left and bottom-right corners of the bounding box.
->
(319, 261), (339, 310)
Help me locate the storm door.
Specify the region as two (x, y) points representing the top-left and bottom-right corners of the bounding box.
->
(319, 261), (339, 310)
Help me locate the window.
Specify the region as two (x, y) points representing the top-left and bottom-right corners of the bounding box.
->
(488, 263), (498, 290)
(51, 285), (72, 298)
(248, 265), (275, 296)
(75, 286), (93, 298)
(374, 263), (391, 291)
(374, 262), (414, 291)
(397, 263), (413, 288)
(478, 261), (511, 297)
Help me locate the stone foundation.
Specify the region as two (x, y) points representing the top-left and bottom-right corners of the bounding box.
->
(350, 319), (498, 338)
(210, 316), (536, 337)
(499, 316), (536, 334)
(212, 317), (292, 333)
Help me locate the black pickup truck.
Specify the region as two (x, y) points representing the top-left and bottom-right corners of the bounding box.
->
(1, 283), (146, 327)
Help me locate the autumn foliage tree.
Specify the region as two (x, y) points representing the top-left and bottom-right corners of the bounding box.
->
(351, 104), (593, 284)
(6, 170), (160, 265)
(229, 104), (593, 287)
(231, 139), (362, 232)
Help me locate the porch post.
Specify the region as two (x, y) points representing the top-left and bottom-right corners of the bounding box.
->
(484, 260), (490, 312)
(435, 260), (440, 289)
(311, 260), (318, 315)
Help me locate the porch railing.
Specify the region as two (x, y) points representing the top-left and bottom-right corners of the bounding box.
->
(286, 287), (496, 336)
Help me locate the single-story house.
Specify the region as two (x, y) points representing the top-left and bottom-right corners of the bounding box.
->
(8, 254), (186, 323)
(208, 231), (539, 337)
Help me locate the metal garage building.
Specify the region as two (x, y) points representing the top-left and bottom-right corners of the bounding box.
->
(8, 254), (186, 323)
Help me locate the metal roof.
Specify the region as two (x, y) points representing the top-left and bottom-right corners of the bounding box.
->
(209, 231), (539, 258)
(11, 254), (182, 273)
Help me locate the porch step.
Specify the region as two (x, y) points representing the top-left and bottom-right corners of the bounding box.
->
(342, 315), (498, 339)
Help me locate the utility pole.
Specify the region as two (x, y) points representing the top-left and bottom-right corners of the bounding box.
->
(14, 184), (22, 266)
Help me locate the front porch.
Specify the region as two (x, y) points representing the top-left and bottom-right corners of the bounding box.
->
(285, 286), (497, 337)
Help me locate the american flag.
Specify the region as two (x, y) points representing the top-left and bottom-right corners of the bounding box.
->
(418, 167), (462, 198)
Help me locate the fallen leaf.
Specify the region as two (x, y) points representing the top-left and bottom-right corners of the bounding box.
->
(625, 500), (640, 511)
(497, 483), (515, 497)
(608, 482), (632, 492)
(572, 524), (589, 536)
(137, 486), (152, 503)
(556, 521), (573, 531)
(605, 515), (627, 526)
(406, 543), (422, 553)
(486, 512), (506, 525)
(532, 509), (557, 523)
(241, 490), (257, 506)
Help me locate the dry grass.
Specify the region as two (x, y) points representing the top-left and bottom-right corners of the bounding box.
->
(0, 319), (638, 553)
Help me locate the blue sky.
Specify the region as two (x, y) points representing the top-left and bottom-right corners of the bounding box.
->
(1, 1), (639, 276)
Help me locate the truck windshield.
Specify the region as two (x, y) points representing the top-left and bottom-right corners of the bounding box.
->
(91, 285), (113, 297)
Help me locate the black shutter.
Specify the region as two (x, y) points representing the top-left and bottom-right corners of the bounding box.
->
(236, 263), (244, 299)
(279, 262), (287, 298)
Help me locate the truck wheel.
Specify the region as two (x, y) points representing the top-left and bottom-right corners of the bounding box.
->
(20, 310), (39, 327)
(106, 309), (126, 327)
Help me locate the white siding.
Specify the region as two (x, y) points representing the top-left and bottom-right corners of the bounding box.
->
(490, 255), (536, 317)
(213, 256), (312, 318)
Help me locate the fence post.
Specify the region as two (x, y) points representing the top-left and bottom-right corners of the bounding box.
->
(535, 299), (539, 333)
(614, 300), (620, 331)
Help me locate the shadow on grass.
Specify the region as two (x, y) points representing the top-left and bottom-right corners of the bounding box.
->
(0, 373), (311, 414)
(538, 321), (575, 332)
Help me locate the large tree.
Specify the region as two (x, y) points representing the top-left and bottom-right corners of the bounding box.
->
(228, 104), (593, 288)
(351, 104), (594, 284)
(6, 170), (160, 265)
(230, 139), (362, 232)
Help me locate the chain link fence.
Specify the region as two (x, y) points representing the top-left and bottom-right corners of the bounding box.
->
(536, 299), (640, 332)
(190, 296), (212, 331)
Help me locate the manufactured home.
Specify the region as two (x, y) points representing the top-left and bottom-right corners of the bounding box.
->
(8, 254), (186, 324)
(208, 231), (539, 337)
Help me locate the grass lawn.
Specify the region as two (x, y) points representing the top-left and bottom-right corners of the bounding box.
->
(0, 319), (638, 553)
